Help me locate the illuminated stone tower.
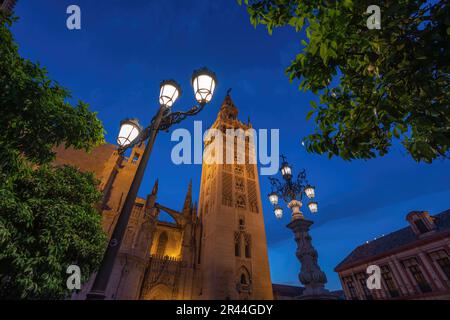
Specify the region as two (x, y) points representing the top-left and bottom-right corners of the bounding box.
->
(197, 94), (273, 299)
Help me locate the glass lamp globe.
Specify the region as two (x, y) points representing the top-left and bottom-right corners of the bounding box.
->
(274, 205), (283, 219)
(191, 67), (217, 104)
(281, 163), (292, 179)
(304, 185), (315, 199)
(159, 80), (181, 108)
(268, 192), (278, 205)
(117, 118), (142, 148)
(308, 201), (318, 213)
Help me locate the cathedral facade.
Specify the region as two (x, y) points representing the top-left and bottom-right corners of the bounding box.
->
(55, 95), (273, 300)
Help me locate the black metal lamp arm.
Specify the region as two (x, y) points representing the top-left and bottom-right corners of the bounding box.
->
(118, 102), (206, 154)
(158, 102), (206, 131)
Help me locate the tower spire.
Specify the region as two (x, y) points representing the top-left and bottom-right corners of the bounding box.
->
(182, 179), (192, 214)
(218, 91), (238, 120)
(151, 179), (159, 195)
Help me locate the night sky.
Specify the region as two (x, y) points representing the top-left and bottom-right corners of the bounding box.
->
(10, 0), (450, 290)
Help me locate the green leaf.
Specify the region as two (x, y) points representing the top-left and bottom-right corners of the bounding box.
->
(320, 43), (328, 64)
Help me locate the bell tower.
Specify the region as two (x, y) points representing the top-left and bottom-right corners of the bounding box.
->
(197, 94), (273, 299)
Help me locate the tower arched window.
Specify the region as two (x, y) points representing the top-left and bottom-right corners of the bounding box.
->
(234, 232), (241, 257)
(244, 234), (251, 258)
(240, 274), (247, 285)
(236, 195), (246, 208)
(156, 232), (168, 257)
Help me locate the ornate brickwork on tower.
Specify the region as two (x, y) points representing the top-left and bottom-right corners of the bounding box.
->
(54, 94), (273, 300)
(197, 94), (273, 299)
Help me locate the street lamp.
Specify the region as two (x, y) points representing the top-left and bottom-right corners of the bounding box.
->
(192, 67), (217, 104)
(268, 191), (278, 205)
(274, 205), (283, 219)
(87, 67), (217, 300)
(308, 201), (318, 213)
(266, 155), (335, 299)
(117, 118), (142, 148)
(159, 80), (181, 107)
(268, 155), (317, 219)
(280, 161), (292, 180)
(304, 185), (315, 199)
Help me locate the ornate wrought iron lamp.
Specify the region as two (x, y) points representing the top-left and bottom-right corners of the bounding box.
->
(268, 155), (317, 220)
(267, 155), (337, 300)
(87, 67), (217, 300)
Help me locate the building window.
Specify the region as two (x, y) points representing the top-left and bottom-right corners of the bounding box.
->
(355, 272), (373, 300)
(429, 250), (450, 280)
(236, 194), (246, 209)
(235, 178), (244, 192)
(240, 274), (247, 285)
(244, 234), (251, 259)
(414, 219), (429, 234)
(132, 153), (140, 163)
(380, 265), (400, 298)
(402, 258), (432, 293)
(343, 276), (358, 300)
(156, 232), (168, 257)
(238, 218), (245, 230)
(436, 257), (450, 280)
(409, 265), (432, 293)
(234, 165), (243, 175)
(234, 232), (241, 257)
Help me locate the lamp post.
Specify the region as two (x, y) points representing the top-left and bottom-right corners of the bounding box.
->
(267, 155), (336, 299)
(87, 67), (217, 300)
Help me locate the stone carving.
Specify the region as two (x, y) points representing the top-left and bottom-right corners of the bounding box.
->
(287, 218), (336, 299)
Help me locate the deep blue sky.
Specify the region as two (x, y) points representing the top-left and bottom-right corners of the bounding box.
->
(11, 1), (450, 291)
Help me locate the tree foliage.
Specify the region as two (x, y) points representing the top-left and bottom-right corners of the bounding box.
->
(0, 164), (106, 299)
(239, 0), (450, 162)
(0, 13), (107, 299)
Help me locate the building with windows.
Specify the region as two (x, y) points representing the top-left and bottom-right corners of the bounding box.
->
(335, 210), (450, 300)
(55, 95), (273, 300)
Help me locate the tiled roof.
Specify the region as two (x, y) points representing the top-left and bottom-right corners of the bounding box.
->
(272, 284), (304, 297)
(272, 284), (345, 299)
(335, 209), (450, 271)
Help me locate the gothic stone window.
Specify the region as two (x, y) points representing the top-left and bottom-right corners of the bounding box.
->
(380, 265), (400, 298)
(429, 250), (450, 280)
(132, 153), (140, 163)
(238, 217), (245, 230)
(234, 232), (241, 257)
(236, 194), (246, 209)
(235, 178), (245, 192)
(402, 258), (432, 293)
(132, 203), (144, 218)
(244, 234), (251, 259)
(156, 232), (168, 257)
(234, 165), (243, 175)
(240, 273), (248, 285)
(237, 267), (251, 294)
